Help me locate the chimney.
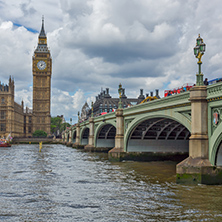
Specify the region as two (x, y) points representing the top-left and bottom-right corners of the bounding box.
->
(101, 90), (105, 98)
(150, 91), (153, 97)
(140, 89), (143, 95)
(104, 88), (111, 98)
(138, 89), (145, 100)
(146, 93), (149, 97)
(156, 89), (160, 98)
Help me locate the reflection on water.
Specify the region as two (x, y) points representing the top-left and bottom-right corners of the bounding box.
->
(0, 144), (221, 221)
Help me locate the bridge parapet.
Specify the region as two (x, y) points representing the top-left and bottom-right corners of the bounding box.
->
(79, 119), (89, 127)
(207, 81), (222, 101)
(123, 91), (190, 117)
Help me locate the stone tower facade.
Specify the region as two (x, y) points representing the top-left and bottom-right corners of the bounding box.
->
(32, 17), (52, 135)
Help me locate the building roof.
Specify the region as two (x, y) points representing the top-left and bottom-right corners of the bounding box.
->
(35, 44), (49, 53)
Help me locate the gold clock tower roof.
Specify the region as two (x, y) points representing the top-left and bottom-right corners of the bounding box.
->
(35, 16), (49, 53)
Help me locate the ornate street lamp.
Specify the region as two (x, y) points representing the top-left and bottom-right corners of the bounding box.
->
(194, 34), (206, 86)
(118, 83), (123, 109)
(91, 101), (94, 117)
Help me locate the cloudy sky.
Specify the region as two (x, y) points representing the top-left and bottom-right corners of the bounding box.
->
(0, 0), (222, 122)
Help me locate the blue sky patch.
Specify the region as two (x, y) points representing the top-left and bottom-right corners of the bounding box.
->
(13, 23), (38, 33)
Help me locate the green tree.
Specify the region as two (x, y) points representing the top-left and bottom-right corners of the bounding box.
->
(33, 130), (47, 138)
(61, 122), (71, 132)
(51, 117), (62, 135)
(51, 117), (71, 136)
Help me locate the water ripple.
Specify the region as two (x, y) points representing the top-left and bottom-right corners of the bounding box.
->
(0, 144), (221, 221)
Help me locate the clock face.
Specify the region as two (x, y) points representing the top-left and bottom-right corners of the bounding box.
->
(37, 61), (46, 70)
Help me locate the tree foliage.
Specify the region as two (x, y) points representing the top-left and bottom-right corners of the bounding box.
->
(33, 130), (47, 138)
(51, 117), (70, 136)
(51, 117), (62, 134)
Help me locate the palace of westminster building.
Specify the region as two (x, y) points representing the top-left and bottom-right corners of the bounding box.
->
(0, 18), (52, 138)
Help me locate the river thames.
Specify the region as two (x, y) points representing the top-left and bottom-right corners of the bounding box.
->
(0, 144), (221, 221)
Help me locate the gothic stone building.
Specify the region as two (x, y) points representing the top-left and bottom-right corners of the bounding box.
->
(0, 18), (52, 138)
(0, 78), (24, 138)
(81, 88), (160, 121)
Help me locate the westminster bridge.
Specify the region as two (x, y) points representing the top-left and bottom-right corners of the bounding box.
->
(62, 82), (222, 185)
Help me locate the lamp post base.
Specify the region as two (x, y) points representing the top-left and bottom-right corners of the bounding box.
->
(196, 72), (204, 86)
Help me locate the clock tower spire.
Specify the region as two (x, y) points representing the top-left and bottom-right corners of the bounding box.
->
(32, 16), (52, 135)
(40, 16), (46, 37)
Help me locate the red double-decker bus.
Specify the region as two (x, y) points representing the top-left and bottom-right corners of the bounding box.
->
(164, 83), (194, 97)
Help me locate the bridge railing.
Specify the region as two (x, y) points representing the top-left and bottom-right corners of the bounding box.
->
(123, 91), (191, 116)
(93, 111), (116, 123)
(67, 91), (191, 133)
(207, 81), (222, 101)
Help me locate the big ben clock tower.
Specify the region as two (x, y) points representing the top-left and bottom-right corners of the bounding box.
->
(32, 17), (52, 135)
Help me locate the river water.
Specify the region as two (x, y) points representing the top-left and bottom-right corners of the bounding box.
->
(0, 144), (221, 221)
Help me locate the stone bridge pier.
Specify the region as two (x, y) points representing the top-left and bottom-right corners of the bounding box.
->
(84, 117), (95, 151)
(176, 85), (222, 184)
(108, 108), (125, 160)
(73, 123), (80, 147)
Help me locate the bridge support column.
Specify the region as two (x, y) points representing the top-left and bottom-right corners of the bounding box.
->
(177, 86), (222, 184)
(108, 109), (125, 161)
(73, 123), (80, 148)
(68, 131), (72, 143)
(66, 130), (73, 147)
(85, 117), (95, 151)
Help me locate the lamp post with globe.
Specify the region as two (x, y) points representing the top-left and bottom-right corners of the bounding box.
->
(193, 34), (206, 86)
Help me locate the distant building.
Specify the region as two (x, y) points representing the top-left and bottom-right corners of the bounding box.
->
(80, 87), (160, 120)
(80, 102), (91, 121)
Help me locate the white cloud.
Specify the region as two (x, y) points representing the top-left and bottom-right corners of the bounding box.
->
(1, 0), (222, 121)
(72, 89), (84, 109)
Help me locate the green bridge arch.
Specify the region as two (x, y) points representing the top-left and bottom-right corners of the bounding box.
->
(80, 126), (89, 145)
(94, 121), (116, 147)
(124, 112), (191, 151)
(209, 121), (222, 165)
